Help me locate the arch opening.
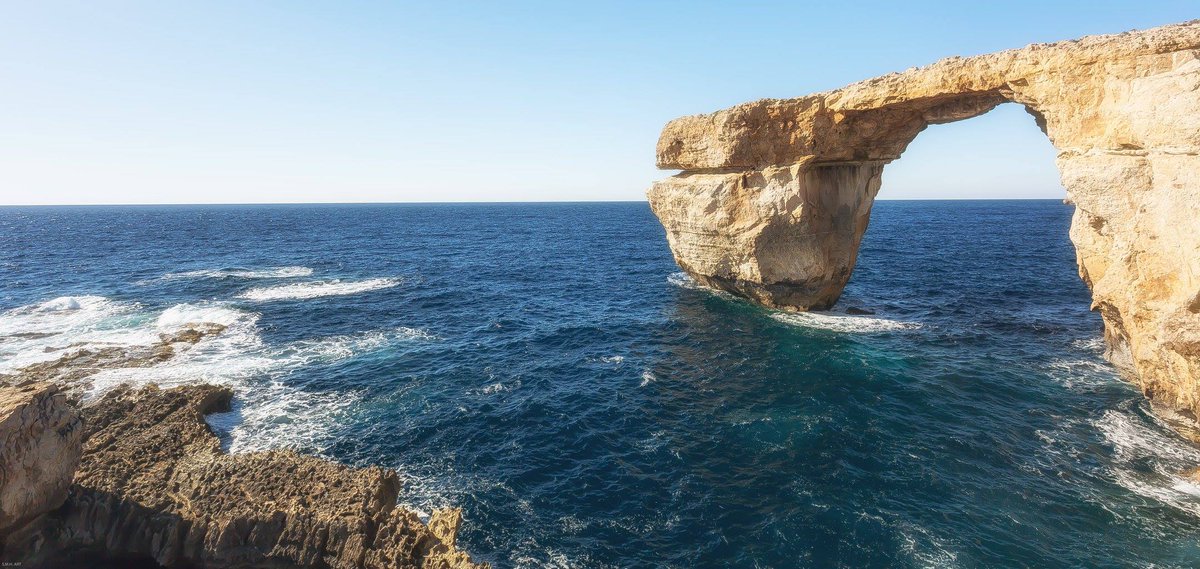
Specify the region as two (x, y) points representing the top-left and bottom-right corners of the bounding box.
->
(881, 102), (1065, 201)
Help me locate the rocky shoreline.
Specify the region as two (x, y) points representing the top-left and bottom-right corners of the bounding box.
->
(0, 326), (486, 568)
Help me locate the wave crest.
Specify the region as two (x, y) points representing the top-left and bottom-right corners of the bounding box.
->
(1094, 410), (1200, 517)
(145, 266), (314, 283)
(237, 278), (401, 301)
(771, 311), (921, 334)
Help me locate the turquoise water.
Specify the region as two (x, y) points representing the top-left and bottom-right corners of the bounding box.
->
(2, 201), (1199, 567)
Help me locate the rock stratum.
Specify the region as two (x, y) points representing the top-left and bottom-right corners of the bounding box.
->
(648, 22), (1200, 426)
(0, 329), (485, 568)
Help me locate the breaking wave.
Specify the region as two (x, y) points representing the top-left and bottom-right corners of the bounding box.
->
(237, 277), (402, 301)
(1094, 410), (1200, 517)
(0, 296), (154, 373)
(667, 272), (921, 334)
(0, 294), (434, 455)
(143, 266), (314, 283)
(771, 311), (922, 334)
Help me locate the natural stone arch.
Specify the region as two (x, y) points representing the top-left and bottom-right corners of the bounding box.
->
(648, 22), (1200, 426)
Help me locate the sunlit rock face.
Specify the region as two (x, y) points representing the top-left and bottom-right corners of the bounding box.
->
(648, 21), (1200, 420)
(0, 382), (82, 538)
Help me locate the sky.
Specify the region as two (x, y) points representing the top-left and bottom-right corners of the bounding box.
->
(0, 1), (1195, 205)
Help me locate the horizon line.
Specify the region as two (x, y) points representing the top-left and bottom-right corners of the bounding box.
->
(0, 197), (1069, 207)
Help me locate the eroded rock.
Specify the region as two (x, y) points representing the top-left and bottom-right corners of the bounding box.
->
(3, 383), (485, 568)
(648, 21), (1200, 425)
(0, 382), (83, 540)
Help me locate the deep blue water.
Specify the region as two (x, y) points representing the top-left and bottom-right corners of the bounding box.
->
(3, 201), (1200, 568)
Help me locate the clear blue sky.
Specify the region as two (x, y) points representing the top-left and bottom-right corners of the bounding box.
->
(0, 1), (1195, 204)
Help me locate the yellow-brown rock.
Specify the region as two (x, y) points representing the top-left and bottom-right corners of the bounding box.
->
(2, 383), (486, 569)
(0, 382), (82, 539)
(648, 22), (1200, 421)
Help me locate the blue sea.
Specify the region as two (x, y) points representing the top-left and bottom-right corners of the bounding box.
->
(3, 201), (1200, 568)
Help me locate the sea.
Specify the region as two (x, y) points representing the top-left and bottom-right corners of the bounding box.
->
(2, 200), (1199, 568)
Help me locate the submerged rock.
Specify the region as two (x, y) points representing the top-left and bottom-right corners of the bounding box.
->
(647, 21), (1200, 431)
(1, 382), (486, 568)
(1, 323), (227, 394)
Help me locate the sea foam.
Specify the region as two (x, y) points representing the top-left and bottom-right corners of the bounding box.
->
(146, 266), (314, 283)
(1, 294), (432, 455)
(771, 311), (921, 334)
(237, 278), (401, 301)
(1094, 409), (1200, 517)
(668, 272), (921, 334)
(0, 296), (154, 373)
(84, 313), (436, 452)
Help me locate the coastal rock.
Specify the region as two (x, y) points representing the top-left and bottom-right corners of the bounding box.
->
(1, 323), (227, 394)
(3, 383), (485, 568)
(648, 22), (1200, 424)
(0, 382), (83, 539)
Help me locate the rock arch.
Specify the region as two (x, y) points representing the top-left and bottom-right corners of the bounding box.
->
(648, 22), (1200, 423)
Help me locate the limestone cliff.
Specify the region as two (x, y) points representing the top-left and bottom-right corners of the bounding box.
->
(648, 22), (1200, 423)
(0, 382), (82, 539)
(0, 327), (486, 568)
(1, 383), (485, 568)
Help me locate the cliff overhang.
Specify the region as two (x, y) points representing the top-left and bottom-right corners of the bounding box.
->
(648, 21), (1200, 424)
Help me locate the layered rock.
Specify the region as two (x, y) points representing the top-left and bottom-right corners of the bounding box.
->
(0, 382), (82, 538)
(648, 22), (1200, 419)
(2, 382), (484, 568)
(0, 323), (487, 568)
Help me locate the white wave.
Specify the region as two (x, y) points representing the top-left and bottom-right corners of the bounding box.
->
(85, 318), (434, 453)
(2, 295), (123, 325)
(237, 277), (401, 301)
(0, 296), (154, 373)
(1, 293), (431, 457)
(1044, 357), (1117, 391)
(1071, 336), (1106, 353)
(667, 272), (922, 334)
(771, 311), (921, 334)
(666, 272), (739, 300)
(272, 327), (436, 365)
(666, 272), (702, 290)
(144, 266), (314, 283)
(205, 381), (361, 455)
(156, 302), (250, 330)
(1094, 410), (1200, 517)
(34, 296), (86, 311)
(639, 371), (655, 387)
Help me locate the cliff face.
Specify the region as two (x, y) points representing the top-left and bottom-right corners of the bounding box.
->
(0, 382), (82, 538)
(648, 22), (1200, 422)
(0, 382), (484, 568)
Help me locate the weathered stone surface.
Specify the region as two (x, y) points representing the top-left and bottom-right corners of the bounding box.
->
(648, 22), (1200, 422)
(0, 382), (83, 539)
(2, 382), (485, 568)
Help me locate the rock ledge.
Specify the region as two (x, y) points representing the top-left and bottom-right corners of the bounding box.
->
(1, 382), (485, 568)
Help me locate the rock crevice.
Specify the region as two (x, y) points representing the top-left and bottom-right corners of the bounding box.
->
(648, 21), (1200, 422)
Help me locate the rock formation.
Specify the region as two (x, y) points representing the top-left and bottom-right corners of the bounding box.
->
(648, 22), (1200, 421)
(1, 382), (484, 568)
(0, 328), (486, 568)
(0, 382), (82, 538)
(0, 323), (227, 394)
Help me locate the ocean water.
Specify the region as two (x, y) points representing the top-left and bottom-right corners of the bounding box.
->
(3, 201), (1200, 568)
